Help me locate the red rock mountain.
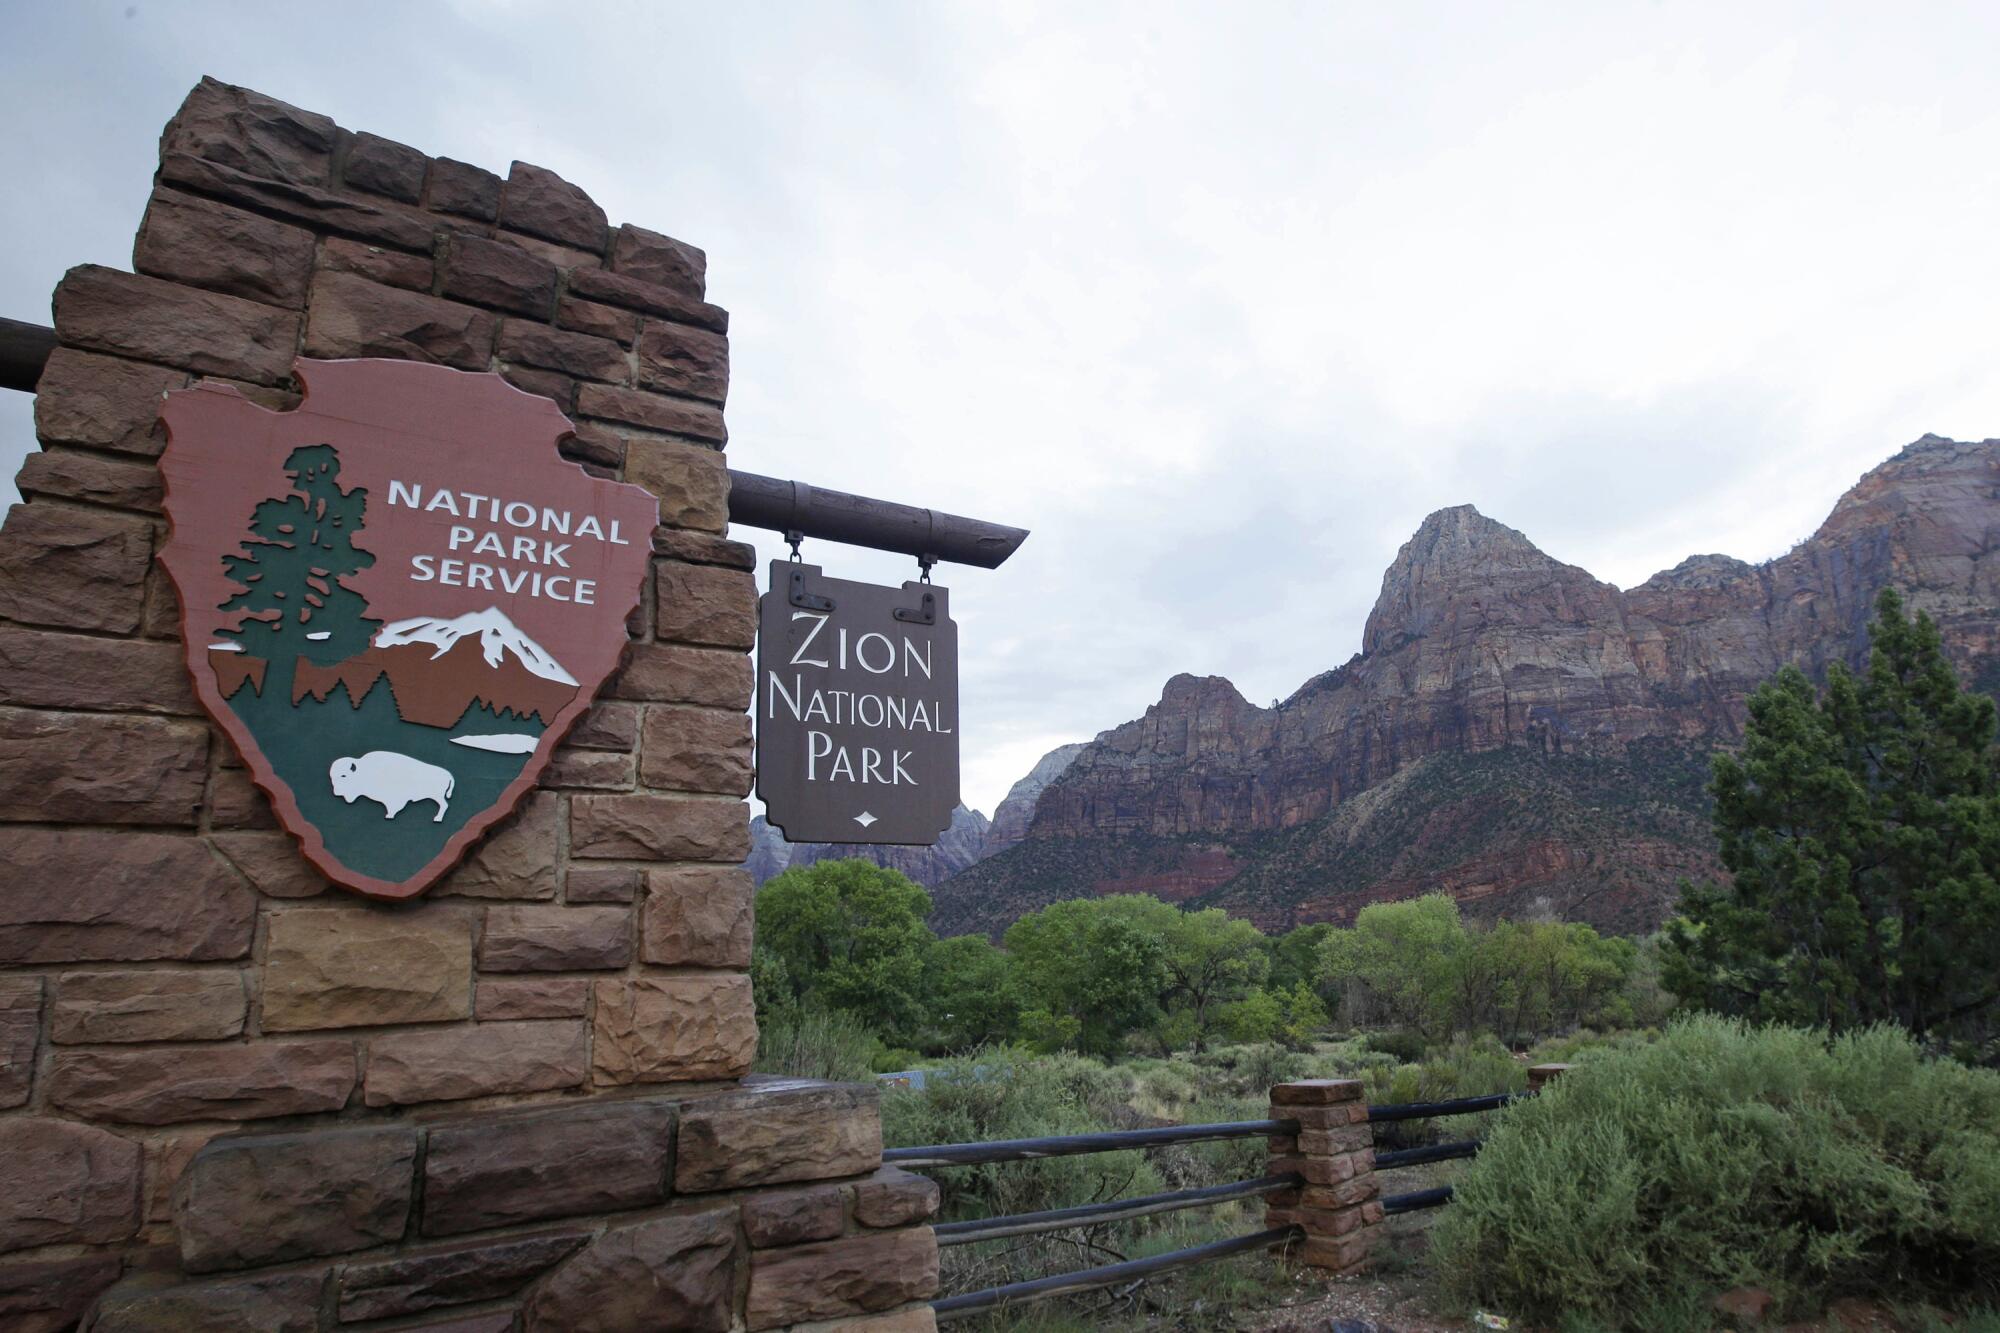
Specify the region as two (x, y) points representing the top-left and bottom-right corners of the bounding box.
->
(930, 437), (2000, 937)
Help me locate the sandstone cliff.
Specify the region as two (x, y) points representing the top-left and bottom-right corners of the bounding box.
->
(931, 436), (2000, 937)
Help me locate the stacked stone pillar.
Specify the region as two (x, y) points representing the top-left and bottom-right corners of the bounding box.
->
(1527, 1062), (1572, 1093)
(1264, 1079), (1384, 1274)
(0, 77), (939, 1331)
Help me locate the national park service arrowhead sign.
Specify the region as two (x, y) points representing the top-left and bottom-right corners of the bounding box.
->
(756, 561), (960, 845)
(158, 358), (657, 899)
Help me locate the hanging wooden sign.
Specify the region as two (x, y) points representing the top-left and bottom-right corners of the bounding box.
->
(157, 358), (658, 899)
(756, 561), (960, 845)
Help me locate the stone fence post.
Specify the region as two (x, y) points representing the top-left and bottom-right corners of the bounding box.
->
(1265, 1079), (1382, 1274)
(1527, 1062), (1571, 1093)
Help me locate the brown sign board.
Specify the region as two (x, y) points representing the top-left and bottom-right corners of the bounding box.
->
(157, 358), (658, 899)
(755, 561), (960, 845)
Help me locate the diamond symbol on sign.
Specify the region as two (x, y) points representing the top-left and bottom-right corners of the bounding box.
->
(854, 811), (878, 828)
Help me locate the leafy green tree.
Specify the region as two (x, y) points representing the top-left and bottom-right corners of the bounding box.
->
(221, 444), (378, 669)
(1664, 589), (2000, 1040)
(1161, 908), (1270, 1052)
(1004, 896), (1171, 1055)
(1275, 981), (1331, 1049)
(1216, 988), (1282, 1044)
(753, 860), (935, 1045)
(1319, 894), (1472, 1039)
(921, 934), (1020, 1052)
(1267, 923), (1335, 997)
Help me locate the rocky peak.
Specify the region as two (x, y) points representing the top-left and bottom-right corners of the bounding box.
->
(1362, 504), (1609, 655)
(987, 742), (1087, 852)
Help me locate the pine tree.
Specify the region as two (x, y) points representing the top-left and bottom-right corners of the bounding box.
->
(1663, 588), (2000, 1042)
(220, 444), (378, 667)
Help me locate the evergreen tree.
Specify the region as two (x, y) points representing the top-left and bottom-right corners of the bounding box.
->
(220, 444), (378, 667)
(1663, 589), (2000, 1041)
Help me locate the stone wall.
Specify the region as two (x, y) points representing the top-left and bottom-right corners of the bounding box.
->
(0, 78), (937, 1331)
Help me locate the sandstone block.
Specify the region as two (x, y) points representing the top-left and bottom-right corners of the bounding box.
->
(423, 1100), (674, 1235)
(542, 745), (634, 788)
(338, 1230), (588, 1322)
(565, 864), (640, 903)
(655, 561), (756, 650)
(610, 642), (751, 708)
(556, 295), (640, 345)
(16, 449), (164, 512)
(1298, 1230), (1373, 1272)
(575, 382), (727, 443)
(609, 225), (705, 294)
(428, 157), (502, 221)
(434, 790), (560, 899)
(319, 235), (432, 290)
(0, 501), (153, 633)
(48, 1040), (355, 1124)
(52, 969), (245, 1044)
(363, 1018), (586, 1107)
(500, 161), (607, 251)
(0, 977), (38, 1108)
(639, 704), (753, 795)
(635, 321), (729, 404)
(208, 764), (278, 828)
(741, 1185), (848, 1248)
(343, 130), (429, 202)
(161, 76), (335, 187)
(592, 973), (756, 1085)
(570, 793), (748, 861)
(1300, 1176), (1381, 1207)
(523, 1208), (737, 1333)
(135, 189), (316, 307)
(209, 829), (326, 897)
(0, 1254), (123, 1333)
(1295, 1123), (1371, 1155)
(261, 906), (473, 1030)
(0, 1118), (141, 1251)
(624, 436), (729, 532)
(177, 1125), (416, 1271)
(0, 627), (194, 714)
(479, 904), (631, 972)
(0, 708), (207, 825)
(567, 264), (727, 332)
(474, 976), (590, 1020)
(145, 1131), (217, 1223)
(1283, 1101), (1370, 1128)
(806, 1309), (940, 1332)
(1271, 1079), (1365, 1105)
(676, 1080), (881, 1192)
(852, 1167), (941, 1229)
(31, 348), (182, 455)
(303, 269), (497, 370)
(562, 427), (622, 472)
(652, 525), (758, 570)
(502, 363), (578, 412)
(640, 866), (754, 967)
(158, 148), (439, 252)
(0, 828), (256, 963)
(499, 319), (628, 383)
(88, 1269), (324, 1332)
(441, 234), (559, 317)
(745, 1227), (939, 1331)
(567, 700), (640, 750)
(54, 264), (298, 384)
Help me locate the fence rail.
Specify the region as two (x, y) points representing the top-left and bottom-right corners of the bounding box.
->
(932, 1225), (1304, 1322)
(907, 1076), (1551, 1319)
(884, 1118), (1296, 1168)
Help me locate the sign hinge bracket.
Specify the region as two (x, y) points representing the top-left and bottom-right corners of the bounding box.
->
(788, 567), (835, 611)
(894, 591), (937, 625)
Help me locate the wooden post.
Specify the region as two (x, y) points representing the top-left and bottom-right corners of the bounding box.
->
(1265, 1079), (1383, 1273)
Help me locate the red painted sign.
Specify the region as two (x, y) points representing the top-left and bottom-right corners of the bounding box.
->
(158, 358), (657, 899)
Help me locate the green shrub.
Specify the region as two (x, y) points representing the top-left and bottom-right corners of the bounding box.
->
(753, 1008), (882, 1084)
(1431, 1015), (2000, 1327)
(1366, 1029), (1430, 1062)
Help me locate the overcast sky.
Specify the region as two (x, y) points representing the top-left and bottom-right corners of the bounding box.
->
(5, 2), (1999, 815)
